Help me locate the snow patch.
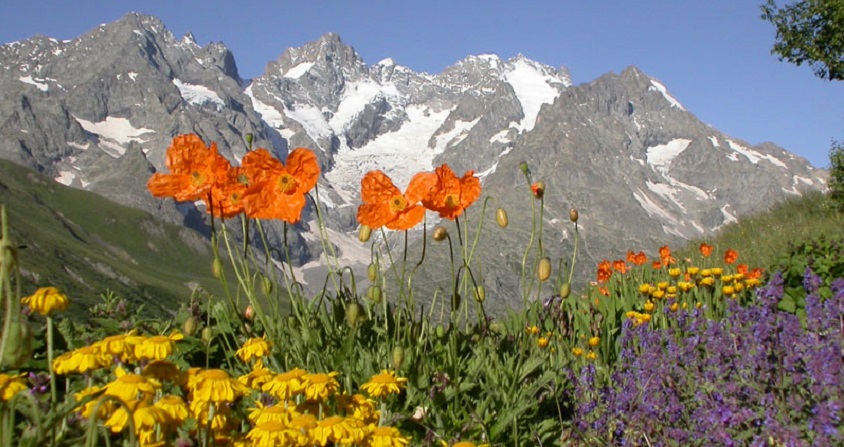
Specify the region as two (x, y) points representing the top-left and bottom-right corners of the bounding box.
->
(245, 86), (286, 129)
(73, 116), (155, 158)
(633, 189), (677, 223)
(67, 141), (89, 151)
(128, 72), (138, 81)
(329, 80), (399, 133)
(725, 139), (787, 168)
(172, 79), (225, 111)
(284, 103), (333, 143)
(325, 105), (452, 205)
(489, 129), (511, 143)
(434, 118), (480, 150)
(503, 58), (563, 132)
(707, 136), (720, 147)
(646, 138), (692, 170)
(55, 171), (75, 186)
(19, 75), (48, 91)
(283, 62), (314, 79)
(648, 79), (685, 110)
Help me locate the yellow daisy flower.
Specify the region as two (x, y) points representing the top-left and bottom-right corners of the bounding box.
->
(105, 367), (160, 402)
(248, 401), (298, 425)
(236, 336), (271, 363)
(338, 393), (379, 424)
(238, 359), (275, 390)
(262, 368), (308, 401)
(365, 426), (410, 447)
(52, 345), (110, 375)
(142, 359), (181, 383)
(153, 394), (189, 425)
(21, 286), (68, 316)
(0, 373), (27, 401)
(302, 372), (340, 401)
(288, 413), (318, 445)
(360, 370), (407, 398)
(135, 331), (183, 361)
(247, 421), (297, 447)
(189, 399), (232, 431)
(74, 385), (109, 419)
(312, 416), (366, 446)
(191, 368), (250, 403)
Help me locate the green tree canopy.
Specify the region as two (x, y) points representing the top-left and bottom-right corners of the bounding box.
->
(761, 0), (844, 80)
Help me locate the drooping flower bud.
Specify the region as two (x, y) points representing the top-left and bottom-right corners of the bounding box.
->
(537, 257), (552, 282)
(345, 302), (362, 328)
(559, 282), (571, 299)
(432, 226), (448, 242)
(368, 285), (382, 304)
(358, 225), (372, 242)
(531, 181), (545, 199)
(260, 275), (273, 295)
(474, 285), (486, 303)
(519, 161), (530, 175)
(200, 327), (213, 345)
(435, 324), (446, 339)
(244, 305), (255, 321)
(569, 208), (579, 223)
(212, 258), (224, 279)
(182, 316), (199, 337)
(495, 208), (509, 228)
(391, 345), (405, 370)
(367, 263), (378, 282)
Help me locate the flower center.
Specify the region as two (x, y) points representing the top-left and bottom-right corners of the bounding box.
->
(190, 171), (207, 187)
(444, 194), (459, 208)
(389, 195), (407, 213)
(277, 174), (296, 193)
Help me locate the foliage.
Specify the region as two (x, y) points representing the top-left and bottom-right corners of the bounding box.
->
(772, 235), (844, 317)
(830, 139), (844, 209)
(761, 0), (844, 80)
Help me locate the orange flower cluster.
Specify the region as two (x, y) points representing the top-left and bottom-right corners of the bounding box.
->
(147, 134), (320, 223)
(357, 164), (481, 230)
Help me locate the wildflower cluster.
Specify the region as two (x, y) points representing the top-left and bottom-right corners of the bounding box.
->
(569, 271), (844, 445)
(147, 134), (319, 222)
(48, 325), (411, 446)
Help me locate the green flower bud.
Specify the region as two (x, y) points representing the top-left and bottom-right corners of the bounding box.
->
(201, 327), (213, 345)
(367, 263), (378, 282)
(432, 226), (448, 242)
(495, 208), (509, 228)
(212, 258), (224, 279)
(182, 316), (199, 337)
(358, 225), (372, 242)
(368, 285), (382, 304)
(560, 282), (571, 299)
(346, 302), (362, 328)
(537, 257), (552, 282)
(391, 345), (405, 370)
(474, 285), (486, 303)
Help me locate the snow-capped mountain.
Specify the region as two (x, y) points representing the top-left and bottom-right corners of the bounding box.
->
(0, 13), (827, 309)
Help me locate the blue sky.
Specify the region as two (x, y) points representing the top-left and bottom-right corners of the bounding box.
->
(2, 0), (843, 169)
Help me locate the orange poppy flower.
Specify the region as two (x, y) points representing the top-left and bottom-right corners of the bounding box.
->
(241, 148), (320, 223)
(746, 267), (764, 280)
(612, 259), (628, 274)
(724, 248), (739, 265)
(699, 243), (713, 257)
(596, 260), (612, 283)
(357, 170), (436, 230)
(627, 250), (647, 266)
(208, 166), (250, 218)
(652, 261), (662, 269)
(147, 134), (229, 202)
(422, 164), (482, 220)
(736, 264), (748, 275)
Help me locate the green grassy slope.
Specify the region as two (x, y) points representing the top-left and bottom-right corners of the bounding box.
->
(681, 190), (843, 271)
(0, 159), (226, 319)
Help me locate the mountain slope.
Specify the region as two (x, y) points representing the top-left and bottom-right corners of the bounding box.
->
(0, 159), (224, 319)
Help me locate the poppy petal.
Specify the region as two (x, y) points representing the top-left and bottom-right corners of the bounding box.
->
(361, 171), (401, 204)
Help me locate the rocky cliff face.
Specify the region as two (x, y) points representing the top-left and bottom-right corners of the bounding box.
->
(0, 13), (826, 308)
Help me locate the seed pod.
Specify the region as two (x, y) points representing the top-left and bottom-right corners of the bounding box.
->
(358, 225), (372, 242)
(367, 263), (378, 282)
(368, 285), (382, 304)
(346, 302), (362, 328)
(569, 208), (579, 223)
(495, 208), (509, 228)
(474, 285), (486, 303)
(537, 257), (552, 282)
(391, 345), (405, 370)
(182, 316), (199, 336)
(432, 226), (448, 242)
(559, 282), (571, 299)
(200, 327), (213, 345)
(212, 258), (224, 279)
